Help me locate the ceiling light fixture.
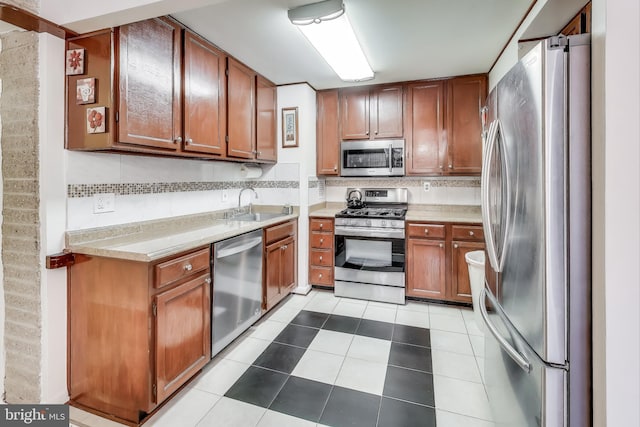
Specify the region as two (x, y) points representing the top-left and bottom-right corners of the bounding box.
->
(288, 0), (374, 82)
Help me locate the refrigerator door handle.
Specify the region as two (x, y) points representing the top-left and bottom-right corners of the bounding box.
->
(481, 120), (502, 271)
(480, 287), (532, 373)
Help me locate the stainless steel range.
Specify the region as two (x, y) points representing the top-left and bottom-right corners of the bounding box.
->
(334, 188), (407, 304)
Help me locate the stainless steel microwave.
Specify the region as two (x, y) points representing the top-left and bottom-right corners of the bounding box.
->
(340, 140), (405, 177)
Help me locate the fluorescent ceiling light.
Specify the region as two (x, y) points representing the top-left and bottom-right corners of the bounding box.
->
(288, 0), (374, 82)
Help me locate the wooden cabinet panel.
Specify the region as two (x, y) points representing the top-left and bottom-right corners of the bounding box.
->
(405, 81), (446, 175)
(451, 225), (484, 241)
(227, 57), (256, 159)
(264, 220), (298, 311)
(451, 240), (484, 303)
(317, 90), (340, 175)
(154, 248), (210, 289)
(264, 220), (296, 244)
(183, 31), (226, 156)
(371, 84), (403, 139)
(256, 75), (277, 162)
(118, 18), (182, 150)
(407, 223), (446, 239)
(340, 87), (370, 139)
(310, 232), (333, 250)
(310, 266), (334, 286)
(265, 239), (283, 310)
(406, 238), (446, 299)
(447, 75), (486, 174)
(155, 273), (211, 402)
(282, 237), (296, 292)
(310, 249), (333, 267)
(310, 218), (334, 232)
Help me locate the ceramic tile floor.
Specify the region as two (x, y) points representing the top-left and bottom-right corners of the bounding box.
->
(70, 290), (495, 427)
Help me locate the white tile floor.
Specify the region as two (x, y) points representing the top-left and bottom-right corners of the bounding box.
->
(70, 290), (496, 427)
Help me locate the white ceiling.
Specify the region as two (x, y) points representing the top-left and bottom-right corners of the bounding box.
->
(173, 0), (534, 90)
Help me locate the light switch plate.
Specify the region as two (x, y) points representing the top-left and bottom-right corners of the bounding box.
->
(94, 193), (115, 213)
(423, 181), (431, 192)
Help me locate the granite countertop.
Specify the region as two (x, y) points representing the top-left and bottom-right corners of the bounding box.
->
(66, 208), (298, 262)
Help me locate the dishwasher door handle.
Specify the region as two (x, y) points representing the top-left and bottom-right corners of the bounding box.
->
(216, 237), (263, 259)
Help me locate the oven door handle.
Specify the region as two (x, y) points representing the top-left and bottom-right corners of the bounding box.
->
(335, 226), (405, 239)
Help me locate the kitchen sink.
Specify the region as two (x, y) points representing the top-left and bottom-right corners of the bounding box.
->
(231, 212), (288, 222)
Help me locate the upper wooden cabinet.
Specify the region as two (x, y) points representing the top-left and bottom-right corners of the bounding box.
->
(182, 31), (226, 156)
(339, 84), (403, 140)
(406, 74), (487, 176)
(560, 2), (591, 35)
(66, 17), (276, 164)
(316, 90), (340, 175)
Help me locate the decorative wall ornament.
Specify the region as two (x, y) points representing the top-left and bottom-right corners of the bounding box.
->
(86, 106), (106, 133)
(282, 107), (299, 148)
(76, 77), (96, 104)
(66, 48), (85, 75)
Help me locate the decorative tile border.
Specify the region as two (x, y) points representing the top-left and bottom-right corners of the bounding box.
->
(68, 180), (300, 198)
(324, 177), (480, 188)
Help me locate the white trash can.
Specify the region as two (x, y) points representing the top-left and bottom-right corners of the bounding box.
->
(465, 250), (486, 334)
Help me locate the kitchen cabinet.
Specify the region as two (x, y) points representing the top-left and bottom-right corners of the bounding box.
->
(316, 90), (340, 175)
(406, 75), (486, 176)
(65, 17), (276, 164)
(406, 222), (484, 304)
(340, 84), (404, 140)
(406, 223), (447, 299)
(309, 218), (335, 287)
(67, 247), (211, 424)
(182, 30), (227, 156)
(560, 3), (591, 35)
(263, 220), (298, 310)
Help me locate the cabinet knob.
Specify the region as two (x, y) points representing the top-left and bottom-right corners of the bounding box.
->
(469, 231), (474, 236)
(319, 273), (323, 278)
(183, 264), (193, 271)
(439, 243), (444, 248)
(174, 137), (183, 144)
(366, 131), (369, 135)
(448, 164), (453, 169)
(320, 238), (324, 244)
(319, 256), (323, 261)
(186, 138), (193, 144)
(439, 165), (444, 169)
(424, 229), (429, 234)
(374, 131), (378, 135)
(334, 166), (338, 171)
(257, 151), (262, 156)
(205, 277), (212, 284)
(454, 243), (459, 249)
(320, 223), (324, 229)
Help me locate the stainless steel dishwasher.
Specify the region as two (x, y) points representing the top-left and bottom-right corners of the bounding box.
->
(211, 229), (263, 356)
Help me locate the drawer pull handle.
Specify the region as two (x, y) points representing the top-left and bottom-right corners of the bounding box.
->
(174, 137), (182, 144)
(205, 277), (212, 284)
(319, 274), (323, 278)
(320, 238), (324, 244)
(183, 264), (193, 272)
(319, 256), (323, 261)
(320, 223), (324, 229)
(454, 243), (459, 249)
(424, 229), (429, 234)
(439, 243), (444, 248)
(469, 231), (475, 236)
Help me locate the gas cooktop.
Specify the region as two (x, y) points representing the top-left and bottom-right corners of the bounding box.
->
(336, 207), (407, 219)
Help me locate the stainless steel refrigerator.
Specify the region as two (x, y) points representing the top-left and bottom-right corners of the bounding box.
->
(480, 34), (591, 427)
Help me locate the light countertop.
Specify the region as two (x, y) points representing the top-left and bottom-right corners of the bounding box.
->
(310, 203), (482, 224)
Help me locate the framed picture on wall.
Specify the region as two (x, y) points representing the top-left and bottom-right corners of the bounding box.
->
(282, 107), (298, 148)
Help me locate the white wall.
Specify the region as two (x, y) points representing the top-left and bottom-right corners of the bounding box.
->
(38, 33), (68, 403)
(276, 83), (317, 293)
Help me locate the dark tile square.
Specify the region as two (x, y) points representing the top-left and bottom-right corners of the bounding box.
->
(253, 342), (306, 374)
(377, 397), (436, 427)
(388, 342), (432, 373)
(270, 376), (332, 422)
(290, 310), (330, 328)
(319, 386), (381, 427)
(274, 324), (320, 348)
(225, 366), (288, 408)
(322, 314), (361, 334)
(383, 365), (434, 406)
(355, 318), (394, 341)
(392, 324), (431, 347)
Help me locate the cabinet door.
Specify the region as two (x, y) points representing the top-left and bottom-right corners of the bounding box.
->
(256, 75), (277, 162)
(118, 18), (181, 150)
(406, 238), (446, 299)
(183, 31), (226, 156)
(447, 75), (487, 174)
(264, 240), (283, 310)
(371, 84), (403, 139)
(405, 81), (445, 175)
(281, 236), (296, 292)
(450, 240), (484, 303)
(340, 87), (370, 139)
(317, 90), (340, 175)
(227, 57), (256, 159)
(155, 273), (211, 403)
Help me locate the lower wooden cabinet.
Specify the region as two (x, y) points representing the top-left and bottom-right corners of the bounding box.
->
(68, 247), (212, 424)
(406, 222), (484, 304)
(264, 220), (298, 310)
(309, 218), (335, 287)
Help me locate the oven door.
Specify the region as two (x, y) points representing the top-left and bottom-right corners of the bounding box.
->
(334, 231), (405, 287)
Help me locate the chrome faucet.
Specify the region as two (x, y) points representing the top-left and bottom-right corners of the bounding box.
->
(238, 187), (258, 214)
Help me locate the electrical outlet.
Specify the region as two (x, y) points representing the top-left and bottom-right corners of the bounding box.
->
(93, 193), (115, 214)
(423, 181), (431, 192)
(221, 190), (229, 202)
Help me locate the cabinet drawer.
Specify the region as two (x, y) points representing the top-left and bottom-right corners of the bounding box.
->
(310, 218), (334, 232)
(310, 232), (333, 249)
(407, 223), (446, 239)
(451, 225), (484, 241)
(309, 266), (333, 286)
(310, 249), (333, 267)
(155, 248), (210, 289)
(265, 220), (297, 245)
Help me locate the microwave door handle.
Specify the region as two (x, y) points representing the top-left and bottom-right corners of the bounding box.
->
(388, 143), (393, 172)
(481, 120), (501, 272)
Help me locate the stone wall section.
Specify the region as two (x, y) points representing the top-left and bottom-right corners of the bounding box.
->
(0, 29), (41, 403)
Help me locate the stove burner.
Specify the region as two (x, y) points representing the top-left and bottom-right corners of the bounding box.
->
(337, 207), (407, 219)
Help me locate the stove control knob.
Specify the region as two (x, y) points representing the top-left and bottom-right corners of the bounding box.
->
(366, 220), (372, 226)
(381, 220), (387, 226)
